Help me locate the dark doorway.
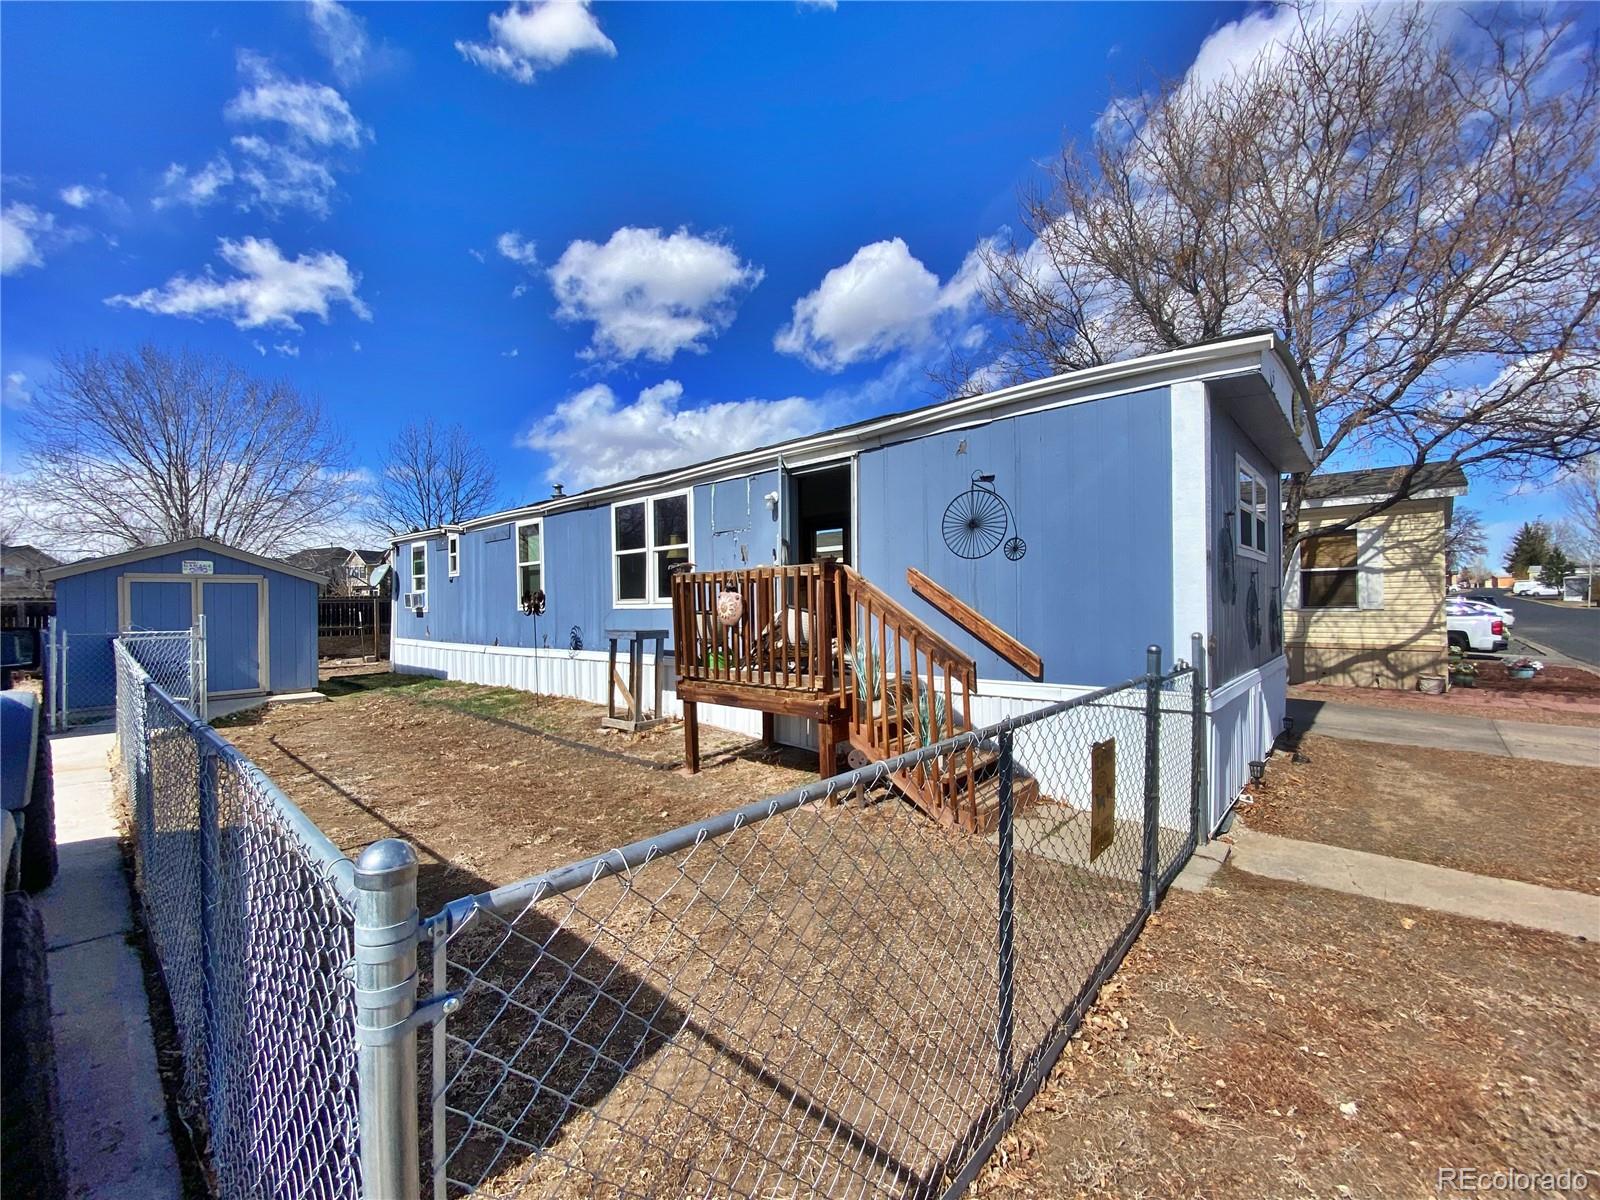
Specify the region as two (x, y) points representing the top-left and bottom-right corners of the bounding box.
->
(791, 464), (852, 565)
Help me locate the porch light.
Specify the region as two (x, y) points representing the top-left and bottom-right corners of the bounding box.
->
(1248, 759), (1266, 784)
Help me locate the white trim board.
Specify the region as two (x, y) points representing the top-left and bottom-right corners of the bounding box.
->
(44, 535), (326, 586)
(117, 571), (271, 694)
(1169, 380), (1210, 666)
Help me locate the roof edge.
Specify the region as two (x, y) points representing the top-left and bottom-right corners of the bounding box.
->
(42, 536), (330, 585)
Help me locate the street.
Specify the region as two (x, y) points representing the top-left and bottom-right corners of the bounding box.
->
(1489, 591), (1600, 666)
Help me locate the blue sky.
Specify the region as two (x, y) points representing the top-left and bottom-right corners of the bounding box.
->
(0, 0), (1572, 560)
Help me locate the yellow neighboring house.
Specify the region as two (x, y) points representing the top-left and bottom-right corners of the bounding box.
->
(1284, 464), (1468, 689)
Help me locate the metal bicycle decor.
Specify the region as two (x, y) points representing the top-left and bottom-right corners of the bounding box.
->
(942, 470), (1027, 561)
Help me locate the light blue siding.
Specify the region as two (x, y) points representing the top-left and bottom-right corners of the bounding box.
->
(855, 385), (1174, 687)
(203, 580), (262, 692)
(395, 467), (784, 654)
(53, 546), (319, 709)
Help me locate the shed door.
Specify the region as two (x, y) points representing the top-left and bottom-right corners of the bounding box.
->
(126, 580), (193, 632)
(202, 580), (262, 694)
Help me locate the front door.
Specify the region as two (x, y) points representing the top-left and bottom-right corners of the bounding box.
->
(790, 462), (854, 565)
(201, 580), (262, 694)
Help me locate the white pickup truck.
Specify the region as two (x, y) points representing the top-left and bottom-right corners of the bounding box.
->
(1446, 600), (1509, 653)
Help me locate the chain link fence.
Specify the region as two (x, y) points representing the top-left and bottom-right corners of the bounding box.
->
(402, 646), (1204, 1200)
(50, 619), (205, 729)
(109, 635), (1207, 1200)
(114, 639), (361, 1200)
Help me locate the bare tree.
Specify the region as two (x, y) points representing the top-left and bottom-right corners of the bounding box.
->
(370, 418), (499, 533)
(974, 5), (1600, 548)
(22, 346), (355, 556)
(1444, 506), (1488, 573)
(0, 476), (28, 546)
(1557, 455), (1600, 562)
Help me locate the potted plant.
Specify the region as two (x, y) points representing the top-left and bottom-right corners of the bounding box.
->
(1505, 656), (1541, 681)
(1450, 658), (1479, 687)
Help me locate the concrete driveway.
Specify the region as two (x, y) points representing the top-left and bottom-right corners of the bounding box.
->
(1286, 696), (1600, 768)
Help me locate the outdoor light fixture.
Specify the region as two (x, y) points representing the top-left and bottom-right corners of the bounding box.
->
(520, 588), (546, 617)
(1248, 759), (1266, 784)
(1282, 716), (1295, 736)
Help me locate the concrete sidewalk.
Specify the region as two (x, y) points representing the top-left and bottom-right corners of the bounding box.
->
(37, 725), (181, 1199)
(1225, 826), (1600, 940)
(1287, 697), (1599, 768)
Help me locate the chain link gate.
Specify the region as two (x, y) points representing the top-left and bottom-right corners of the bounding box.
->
(50, 617), (206, 729)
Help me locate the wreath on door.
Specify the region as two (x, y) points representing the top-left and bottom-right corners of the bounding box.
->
(941, 471), (1026, 561)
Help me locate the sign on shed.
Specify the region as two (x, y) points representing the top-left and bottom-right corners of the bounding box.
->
(1090, 737), (1116, 862)
(182, 560), (214, 575)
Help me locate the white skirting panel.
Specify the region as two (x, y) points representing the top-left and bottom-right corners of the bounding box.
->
(1206, 655), (1287, 832)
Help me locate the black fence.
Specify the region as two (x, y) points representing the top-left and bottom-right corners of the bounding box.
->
(318, 596), (389, 657)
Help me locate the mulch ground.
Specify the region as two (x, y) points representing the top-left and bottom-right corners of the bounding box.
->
(1290, 662), (1600, 728)
(973, 868), (1600, 1199)
(1241, 734), (1600, 895)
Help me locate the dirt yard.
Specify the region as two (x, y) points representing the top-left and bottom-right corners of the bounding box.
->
(1290, 661), (1600, 728)
(974, 867), (1600, 1199)
(1243, 734), (1599, 895)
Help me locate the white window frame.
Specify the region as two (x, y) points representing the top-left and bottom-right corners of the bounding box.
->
(1235, 455), (1270, 561)
(447, 532), (460, 578)
(611, 490), (692, 608)
(408, 540), (428, 611)
(514, 519), (543, 609)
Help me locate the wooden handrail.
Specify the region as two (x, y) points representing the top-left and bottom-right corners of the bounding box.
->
(837, 566), (975, 681)
(906, 567), (1043, 679)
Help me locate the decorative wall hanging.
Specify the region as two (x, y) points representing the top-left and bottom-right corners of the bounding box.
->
(1245, 570), (1262, 648)
(1269, 585), (1283, 652)
(520, 588), (546, 616)
(716, 588), (745, 627)
(569, 625), (584, 654)
(942, 471), (1027, 561)
(1218, 514), (1238, 604)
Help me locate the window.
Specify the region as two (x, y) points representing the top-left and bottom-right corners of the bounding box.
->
(447, 532), (460, 577)
(613, 491), (690, 605)
(1299, 532), (1358, 608)
(408, 541), (428, 609)
(515, 520), (542, 607)
(1236, 457), (1270, 559)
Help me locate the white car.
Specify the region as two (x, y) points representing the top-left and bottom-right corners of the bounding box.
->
(1512, 580), (1560, 597)
(1454, 596), (1515, 628)
(1446, 602), (1509, 653)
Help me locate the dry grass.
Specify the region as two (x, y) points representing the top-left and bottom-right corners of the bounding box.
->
(1244, 734), (1600, 895)
(972, 869), (1600, 1199)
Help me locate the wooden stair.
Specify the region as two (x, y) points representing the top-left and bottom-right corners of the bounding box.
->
(836, 567), (1039, 834)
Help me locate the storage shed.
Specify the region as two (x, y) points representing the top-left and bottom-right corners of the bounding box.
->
(43, 536), (325, 712)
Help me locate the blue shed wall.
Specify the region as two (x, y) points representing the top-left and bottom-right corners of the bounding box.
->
(54, 548), (318, 708)
(855, 385), (1174, 687)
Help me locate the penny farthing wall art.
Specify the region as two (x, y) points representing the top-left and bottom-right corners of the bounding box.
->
(942, 471), (1027, 561)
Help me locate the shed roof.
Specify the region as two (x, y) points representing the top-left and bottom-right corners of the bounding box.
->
(42, 536), (329, 586)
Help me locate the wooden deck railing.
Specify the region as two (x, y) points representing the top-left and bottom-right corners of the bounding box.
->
(671, 563), (836, 694)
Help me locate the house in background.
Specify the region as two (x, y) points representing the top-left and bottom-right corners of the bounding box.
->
(1284, 464), (1468, 689)
(1, 544), (61, 627)
(390, 332), (1317, 834)
(286, 546), (388, 596)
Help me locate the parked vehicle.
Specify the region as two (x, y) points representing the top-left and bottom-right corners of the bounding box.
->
(1445, 602), (1508, 653)
(1511, 580), (1560, 597)
(1452, 597), (1515, 628)
(1, 631), (66, 1197)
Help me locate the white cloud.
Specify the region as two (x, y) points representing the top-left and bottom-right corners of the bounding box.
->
(1, 204), (50, 275)
(548, 225), (764, 363)
(511, 282), (528, 298)
(59, 184), (114, 210)
(774, 237), (987, 371)
(106, 236), (371, 331)
(155, 156), (236, 210)
(456, 0), (616, 85)
(274, 341), (301, 358)
(502, 347), (520, 358)
(521, 379), (821, 489)
(226, 52), (369, 148)
(230, 135), (340, 217)
(496, 231), (538, 267)
(3, 371), (33, 407)
(307, 0), (371, 85)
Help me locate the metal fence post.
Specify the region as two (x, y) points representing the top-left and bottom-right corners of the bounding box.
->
(355, 839), (421, 1200)
(1189, 632), (1208, 846)
(1139, 644), (1162, 911)
(197, 743), (222, 1132)
(994, 729), (1016, 1091)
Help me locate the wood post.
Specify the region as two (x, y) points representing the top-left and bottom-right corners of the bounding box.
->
(683, 700), (700, 774)
(818, 715), (844, 779)
(761, 711), (776, 747)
